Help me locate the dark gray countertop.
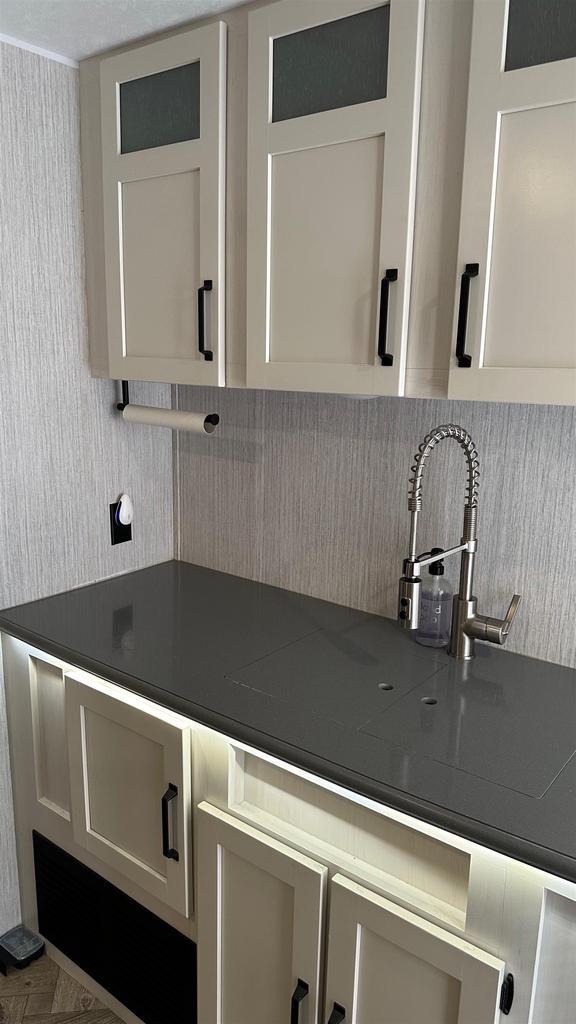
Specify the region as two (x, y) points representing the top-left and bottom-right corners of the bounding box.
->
(1, 560), (575, 881)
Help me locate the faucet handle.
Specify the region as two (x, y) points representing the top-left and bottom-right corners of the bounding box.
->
(502, 594), (521, 637)
(467, 593), (521, 646)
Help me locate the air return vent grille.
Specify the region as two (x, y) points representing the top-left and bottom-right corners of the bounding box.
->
(33, 832), (196, 1024)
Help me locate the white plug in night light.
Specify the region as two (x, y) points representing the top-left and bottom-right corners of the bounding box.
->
(116, 494), (134, 526)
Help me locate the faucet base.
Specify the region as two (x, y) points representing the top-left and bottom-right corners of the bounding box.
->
(448, 596), (477, 661)
(448, 647), (475, 661)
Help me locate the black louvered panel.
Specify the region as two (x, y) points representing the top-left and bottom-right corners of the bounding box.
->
(33, 832), (197, 1024)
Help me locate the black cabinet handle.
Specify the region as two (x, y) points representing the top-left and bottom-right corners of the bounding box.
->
(161, 784), (179, 861)
(500, 973), (515, 1015)
(291, 979), (309, 1024)
(378, 269), (398, 366)
(197, 280), (214, 361)
(327, 1003), (346, 1024)
(455, 263), (478, 367)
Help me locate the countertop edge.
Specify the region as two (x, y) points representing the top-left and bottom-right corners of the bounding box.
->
(2, 615), (574, 886)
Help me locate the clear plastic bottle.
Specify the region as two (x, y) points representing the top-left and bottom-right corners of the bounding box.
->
(416, 548), (453, 648)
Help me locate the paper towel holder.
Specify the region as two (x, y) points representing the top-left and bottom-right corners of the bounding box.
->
(116, 381), (220, 434)
(117, 379), (131, 412)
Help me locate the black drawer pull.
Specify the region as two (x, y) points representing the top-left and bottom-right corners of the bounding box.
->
(161, 784), (179, 861)
(378, 269), (398, 366)
(291, 979), (309, 1024)
(327, 1003), (346, 1024)
(455, 263), (479, 367)
(198, 279), (214, 361)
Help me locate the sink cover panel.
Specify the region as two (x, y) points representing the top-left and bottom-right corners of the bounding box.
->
(229, 619), (445, 728)
(360, 653), (576, 797)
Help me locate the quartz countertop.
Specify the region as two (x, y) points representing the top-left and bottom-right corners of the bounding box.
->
(1, 560), (575, 881)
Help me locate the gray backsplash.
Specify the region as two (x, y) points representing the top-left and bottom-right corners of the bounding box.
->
(0, 44), (173, 934)
(176, 386), (576, 670)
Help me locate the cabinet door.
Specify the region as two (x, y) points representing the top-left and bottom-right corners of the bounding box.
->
(325, 874), (506, 1024)
(449, 0), (576, 406)
(99, 23), (226, 385)
(29, 655), (72, 826)
(197, 801), (327, 1024)
(246, 0), (424, 396)
(530, 889), (576, 1024)
(65, 670), (192, 916)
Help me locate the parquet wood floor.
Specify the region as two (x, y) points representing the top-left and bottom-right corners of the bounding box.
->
(0, 955), (123, 1023)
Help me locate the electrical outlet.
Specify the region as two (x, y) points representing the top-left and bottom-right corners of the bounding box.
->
(110, 502), (132, 545)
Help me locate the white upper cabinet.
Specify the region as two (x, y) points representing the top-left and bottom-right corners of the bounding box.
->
(449, 0), (576, 406)
(246, 0), (425, 396)
(80, 0), (575, 404)
(325, 874), (506, 1024)
(98, 23), (226, 385)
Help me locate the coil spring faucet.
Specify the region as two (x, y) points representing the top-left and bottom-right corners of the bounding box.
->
(398, 424), (520, 660)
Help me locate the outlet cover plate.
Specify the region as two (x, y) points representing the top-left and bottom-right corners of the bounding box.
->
(110, 502), (132, 545)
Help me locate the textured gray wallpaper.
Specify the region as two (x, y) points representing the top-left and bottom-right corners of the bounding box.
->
(176, 386), (576, 669)
(0, 43), (173, 933)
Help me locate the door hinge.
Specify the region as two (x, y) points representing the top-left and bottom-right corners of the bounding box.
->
(500, 973), (514, 1015)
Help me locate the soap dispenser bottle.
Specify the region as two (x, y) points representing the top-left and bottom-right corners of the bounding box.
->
(416, 548), (453, 648)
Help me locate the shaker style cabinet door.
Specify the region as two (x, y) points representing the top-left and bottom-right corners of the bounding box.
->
(28, 654), (72, 828)
(449, 0), (576, 406)
(197, 802), (327, 1024)
(246, 0), (424, 396)
(530, 890), (576, 1024)
(99, 23), (226, 385)
(65, 671), (192, 916)
(325, 875), (506, 1024)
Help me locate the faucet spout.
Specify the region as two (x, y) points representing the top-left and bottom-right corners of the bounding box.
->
(409, 424), (479, 511)
(408, 422), (480, 553)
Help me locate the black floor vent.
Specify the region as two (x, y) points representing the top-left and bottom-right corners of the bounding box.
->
(33, 831), (197, 1024)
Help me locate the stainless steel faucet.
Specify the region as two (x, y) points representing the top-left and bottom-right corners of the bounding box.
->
(398, 424), (521, 660)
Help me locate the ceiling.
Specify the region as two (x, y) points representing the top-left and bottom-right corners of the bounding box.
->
(0, 0), (252, 62)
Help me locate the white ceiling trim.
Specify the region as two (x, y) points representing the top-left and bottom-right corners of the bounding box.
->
(0, 32), (78, 68)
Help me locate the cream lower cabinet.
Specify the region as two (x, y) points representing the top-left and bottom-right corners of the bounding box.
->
(197, 802), (327, 1024)
(65, 670), (193, 917)
(530, 889), (576, 1024)
(197, 801), (507, 1024)
(3, 634), (576, 1024)
(325, 874), (505, 1024)
(27, 653), (73, 832)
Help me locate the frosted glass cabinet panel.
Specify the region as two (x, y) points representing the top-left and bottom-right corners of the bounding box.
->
(246, 0), (424, 396)
(99, 23), (226, 385)
(272, 5), (390, 121)
(449, 0), (576, 406)
(505, 0), (576, 72)
(120, 61), (200, 153)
